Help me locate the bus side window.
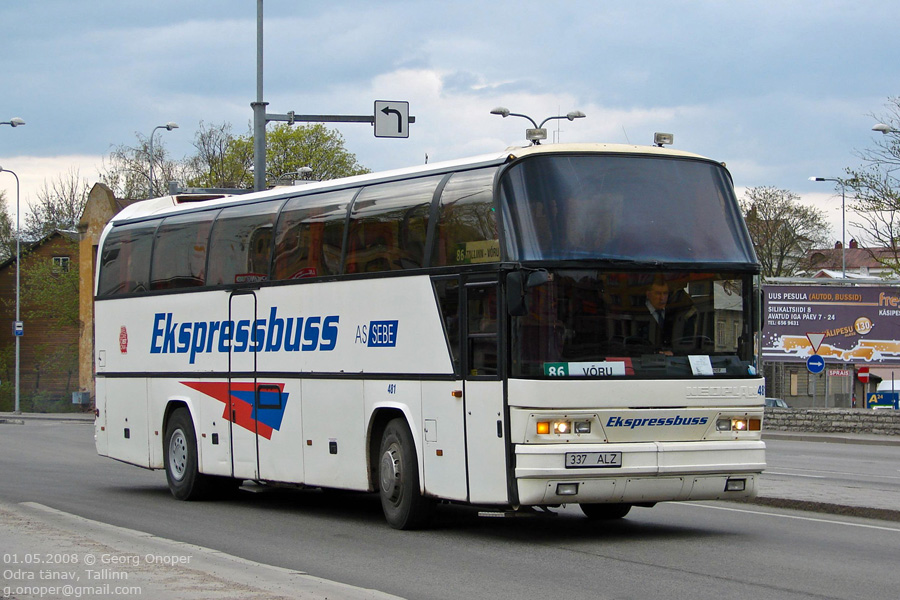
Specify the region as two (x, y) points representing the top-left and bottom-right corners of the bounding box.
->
(150, 212), (215, 290)
(344, 177), (441, 274)
(434, 168), (499, 267)
(467, 284), (499, 377)
(433, 278), (461, 376)
(97, 222), (156, 296)
(207, 202), (279, 285)
(272, 191), (353, 280)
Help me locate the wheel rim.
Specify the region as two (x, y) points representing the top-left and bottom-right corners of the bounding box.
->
(168, 428), (188, 482)
(380, 442), (403, 506)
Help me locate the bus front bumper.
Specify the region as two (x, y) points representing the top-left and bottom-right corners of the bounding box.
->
(514, 440), (765, 505)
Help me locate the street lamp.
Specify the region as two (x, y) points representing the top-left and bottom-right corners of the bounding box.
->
(490, 107), (586, 145)
(0, 165), (22, 415)
(1, 118), (24, 415)
(809, 176), (847, 278)
(872, 123), (899, 135)
(148, 122), (178, 198)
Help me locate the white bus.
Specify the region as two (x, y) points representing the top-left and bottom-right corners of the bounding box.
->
(94, 143), (766, 529)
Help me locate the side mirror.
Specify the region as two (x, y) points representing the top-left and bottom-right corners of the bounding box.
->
(507, 272), (526, 316)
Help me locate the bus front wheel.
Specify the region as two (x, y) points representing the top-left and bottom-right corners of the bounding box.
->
(164, 407), (211, 500)
(378, 419), (434, 529)
(579, 503), (632, 520)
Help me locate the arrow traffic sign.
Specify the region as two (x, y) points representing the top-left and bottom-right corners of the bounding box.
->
(374, 101), (409, 138)
(806, 354), (825, 374)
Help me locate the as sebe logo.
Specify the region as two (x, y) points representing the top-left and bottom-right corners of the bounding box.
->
(119, 326), (128, 354)
(356, 320), (399, 347)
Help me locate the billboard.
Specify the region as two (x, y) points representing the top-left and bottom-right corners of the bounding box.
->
(762, 285), (900, 364)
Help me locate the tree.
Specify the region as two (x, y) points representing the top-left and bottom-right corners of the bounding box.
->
(24, 168), (90, 240)
(105, 122), (370, 197)
(263, 123), (370, 182)
(0, 191), (16, 261)
(100, 134), (186, 200)
(184, 121), (252, 189)
(187, 122), (370, 187)
(741, 186), (831, 278)
(844, 96), (900, 277)
(20, 238), (80, 328)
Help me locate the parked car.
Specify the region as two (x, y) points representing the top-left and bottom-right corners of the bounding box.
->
(765, 397), (790, 409)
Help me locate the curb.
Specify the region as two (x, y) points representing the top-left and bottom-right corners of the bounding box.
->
(0, 412), (93, 423)
(731, 496), (900, 522)
(762, 431), (900, 446)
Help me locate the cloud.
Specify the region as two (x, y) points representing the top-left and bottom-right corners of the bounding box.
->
(0, 155), (105, 217)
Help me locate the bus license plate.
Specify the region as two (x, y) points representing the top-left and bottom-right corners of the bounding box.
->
(565, 452), (622, 468)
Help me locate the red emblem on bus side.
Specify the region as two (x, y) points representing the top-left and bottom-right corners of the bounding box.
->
(119, 326), (128, 354)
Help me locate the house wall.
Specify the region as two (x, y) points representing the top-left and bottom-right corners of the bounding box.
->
(0, 236), (80, 410)
(77, 182), (119, 402)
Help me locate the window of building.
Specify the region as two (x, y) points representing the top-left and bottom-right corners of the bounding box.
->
(52, 256), (70, 273)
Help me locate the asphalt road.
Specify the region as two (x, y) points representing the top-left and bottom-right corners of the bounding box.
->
(2, 419), (900, 600)
(764, 437), (900, 492)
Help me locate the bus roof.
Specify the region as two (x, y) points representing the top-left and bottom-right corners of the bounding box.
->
(109, 143), (719, 225)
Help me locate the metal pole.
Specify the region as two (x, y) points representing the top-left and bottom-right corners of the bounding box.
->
(0, 167), (21, 414)
(14, 169), (19, 415)
(148, 128), (156, 198)
(252, 0), (267, 192)
(840, 182), (846, 278)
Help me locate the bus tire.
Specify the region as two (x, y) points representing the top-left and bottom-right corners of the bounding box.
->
(378, 418), (434, 530)
(164, 408), (211, 501)
(579, 503), (632, 520)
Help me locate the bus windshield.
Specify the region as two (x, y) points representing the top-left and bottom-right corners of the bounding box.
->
(510, 269), (755, 379)
(499, 153), (756, 264)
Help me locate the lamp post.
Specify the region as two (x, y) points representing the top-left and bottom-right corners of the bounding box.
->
(809, 176), (847, 278)
(148, 122), (179, 198)
(1, 118), (24, 415)
(490, 107), (586, 145)
(0, 166), (21, 414)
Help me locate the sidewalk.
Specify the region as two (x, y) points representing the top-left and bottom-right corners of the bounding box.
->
(0, 500), (402, 600)
(750, 430), (900, 521)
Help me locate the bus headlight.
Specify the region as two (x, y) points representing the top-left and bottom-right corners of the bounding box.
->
(530, 415), (600, 440)
(536, 420), (586, 435)
(553, 420), (571, 434)
(717, 417), (762, 432)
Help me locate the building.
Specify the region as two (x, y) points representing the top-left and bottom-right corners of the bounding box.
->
(76, 182), (138, 403)
(808, 240), (899, 279)
(0, 231), (80, 411)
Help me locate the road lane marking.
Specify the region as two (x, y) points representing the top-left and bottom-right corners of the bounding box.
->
(680, 502), (900, 533)
(764, 471), (826, 478)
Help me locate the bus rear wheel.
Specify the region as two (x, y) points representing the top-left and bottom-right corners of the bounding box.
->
(378, 418), (434, 530)
(164, 407), (211, 500)
(579, 503), (632, 520)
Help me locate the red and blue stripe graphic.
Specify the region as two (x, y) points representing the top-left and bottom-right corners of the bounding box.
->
(180, 381), (288, 439)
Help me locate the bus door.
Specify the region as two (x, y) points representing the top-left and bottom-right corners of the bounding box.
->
(228, 290), (260, 480)
(463, 278), (509, 504)
(424, 277), (468, 501)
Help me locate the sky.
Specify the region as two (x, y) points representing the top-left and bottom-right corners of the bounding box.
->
(1, 0), (898, 243)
